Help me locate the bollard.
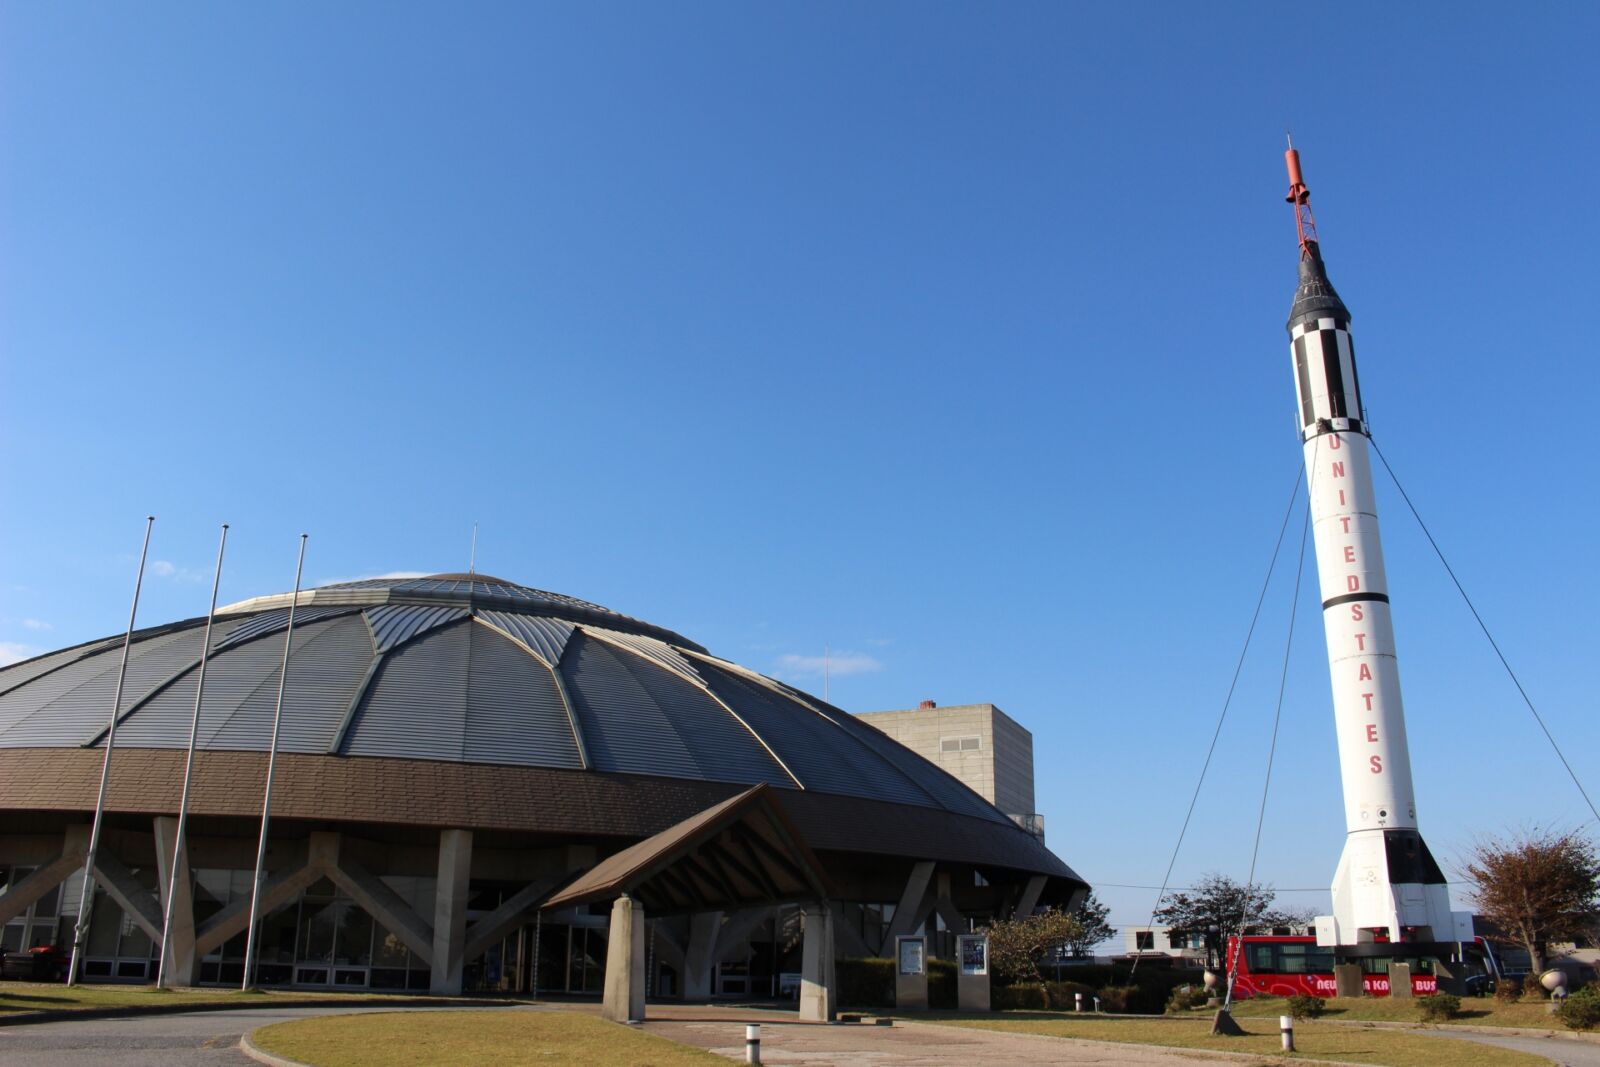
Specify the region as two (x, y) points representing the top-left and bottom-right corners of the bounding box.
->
(1075, 992), (1083, 1012)
(1093, 996), (1101, 1013)
(1280, 1015), (1294, 1052)
(745, 1023), (761, 1064)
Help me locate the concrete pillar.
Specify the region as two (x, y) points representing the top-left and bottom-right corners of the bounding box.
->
(682, 910), (722, 1000)
(1334, 962), (1364, 997)
(153, 817), (196, 986)
(602, 894), (647, 1023)
(1388, 962), (1413, 998)
(430, 829), (473, 995)
(799, 901), (835, 1023)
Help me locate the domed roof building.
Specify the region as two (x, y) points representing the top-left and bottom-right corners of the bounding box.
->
(0, 574), (1085, 1007)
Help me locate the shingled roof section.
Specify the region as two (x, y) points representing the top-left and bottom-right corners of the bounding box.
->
(543, 784), (832, 915)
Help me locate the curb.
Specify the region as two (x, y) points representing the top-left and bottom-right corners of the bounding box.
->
(0, 996), (511, 1028)
(240, 1032), (315, 1067)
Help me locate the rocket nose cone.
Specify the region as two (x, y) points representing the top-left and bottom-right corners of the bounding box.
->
(1288, 241), (1351, 329)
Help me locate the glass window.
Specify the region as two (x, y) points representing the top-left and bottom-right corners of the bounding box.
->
(86, 896), (122, 957)
(34, 884), (60, 919)
(333, 901), (373, 966)
(260, 898), (301, 965)
(370, 967), (408, 990)
(1134, 931), (1155, 950)
(1247, 944), (1277, 973)
(299, 892), (337, 964)
(372, 923), (409, 967)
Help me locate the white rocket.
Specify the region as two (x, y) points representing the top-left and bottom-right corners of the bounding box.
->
(1282, 144), (1473, 951)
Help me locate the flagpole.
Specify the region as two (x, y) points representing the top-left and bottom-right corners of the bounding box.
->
(66, 516), (155, 987)
(156, 523), (228, 990)
(241, 534), (307, 991)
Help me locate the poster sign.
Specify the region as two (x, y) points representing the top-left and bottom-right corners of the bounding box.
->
(959, 934), (988, 977)
(897, 936), (926, 976)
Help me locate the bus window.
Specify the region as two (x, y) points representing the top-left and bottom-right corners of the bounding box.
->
(1247, 944), (1277, 973)
(1279, 944), (1335, 974)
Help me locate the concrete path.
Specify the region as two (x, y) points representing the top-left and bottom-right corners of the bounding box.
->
(1437, 1030), (1600, 1067)
(0, 1004), (504, 1067)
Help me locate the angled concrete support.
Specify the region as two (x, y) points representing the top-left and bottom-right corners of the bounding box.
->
(0, 825), (88, 926)
(196, 860), (324, 957)
(1012, 874), (1047, 920)
(830, 901), (874, 959)
(799, 901), (835, 1023)
(153, 817), (196, 985)
(430, 829), (473, 995)
(328, 853), (434, 964)
(715, 908), (774, 963)
(463, 876), (559, 963)
(650, 920), (686, 978)
(92, 850), (163, 943)
(881, 861), (935, 953)
(602, 894), (646, 1023)
(681, 910), (723, 1000)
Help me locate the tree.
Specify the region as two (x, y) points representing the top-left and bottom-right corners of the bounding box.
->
(985, 907), (1085, 984)
(1065, 892), (1115, 959)
(1464, 827), (1600, 976)
(1153, 874), (1304, 969)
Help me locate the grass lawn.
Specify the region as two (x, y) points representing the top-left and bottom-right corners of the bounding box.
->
(1225, 995), (1566, 1029)
(919, 1012), (1550, 1066)
(0, 982), (497, 1017)
(251, 1010), (728, 1067)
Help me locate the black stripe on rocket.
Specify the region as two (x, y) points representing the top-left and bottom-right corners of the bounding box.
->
(1321, 591), (1390, 611)
(1293, 334), (1315, 427)
(1341, 330), (1364, 423)
(1319, 329), (1349, 420)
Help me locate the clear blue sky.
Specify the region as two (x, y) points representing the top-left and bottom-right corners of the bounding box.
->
(3, 3), (1596, 938)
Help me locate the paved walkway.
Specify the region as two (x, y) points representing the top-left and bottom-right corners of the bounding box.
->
(1430, 1030), (1600, 1067)
(0, 1004), (499, 1067)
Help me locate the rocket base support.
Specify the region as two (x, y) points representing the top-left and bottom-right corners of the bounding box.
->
(1334, 964), (1364, 998)
(1211, 1009), (1245, 1036)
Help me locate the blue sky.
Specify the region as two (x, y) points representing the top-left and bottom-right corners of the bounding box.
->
(3, 3), (1596, 938)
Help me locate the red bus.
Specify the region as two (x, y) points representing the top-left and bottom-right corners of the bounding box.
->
(1225, 935), (1438, 998)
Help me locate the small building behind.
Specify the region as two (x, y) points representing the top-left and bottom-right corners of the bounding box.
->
(857, 701), (1042, 839)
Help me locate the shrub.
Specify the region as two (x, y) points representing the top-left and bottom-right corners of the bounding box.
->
(835, 957), (894, 1009)
(1285, 994), (1326, 1020)
(1555, 985), (1600, 1031)
(834, 955), (957, 1010)
(928, 957), (957, 1010)
(1493, 976), (1523, 1003)
(993, 984), (1048, 1011)
(1044, 980), (1096, 1009)
(1166, 985), (1211, 1013)
(1417, 993), (1461, 1022)
(1095, 984), (1140, 1013)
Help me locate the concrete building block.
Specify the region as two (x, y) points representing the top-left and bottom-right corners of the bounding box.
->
(430, 828), (473, 995)
(153, 816), (197, 985)
(602, 894), (646, 1023)
(800, 901), (835, 1023)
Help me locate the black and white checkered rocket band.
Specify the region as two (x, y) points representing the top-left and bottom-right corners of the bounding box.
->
(1290, 316), (1365, 439)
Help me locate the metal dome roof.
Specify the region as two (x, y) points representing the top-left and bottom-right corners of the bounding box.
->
(0, 575), (1009, 826)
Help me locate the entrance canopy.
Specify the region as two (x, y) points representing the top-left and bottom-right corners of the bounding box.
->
(543, 784), (831, 915)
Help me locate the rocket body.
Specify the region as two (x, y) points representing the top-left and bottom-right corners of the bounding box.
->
(1286, 246), (1470, 948)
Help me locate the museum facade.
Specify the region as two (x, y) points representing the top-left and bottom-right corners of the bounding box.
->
(0, 574), (1086, 1005)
